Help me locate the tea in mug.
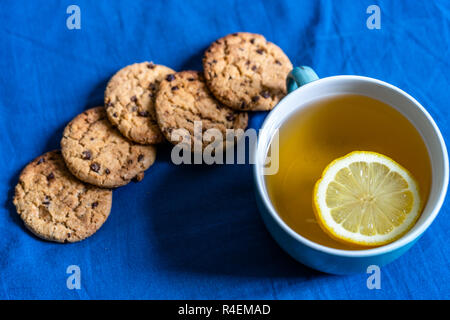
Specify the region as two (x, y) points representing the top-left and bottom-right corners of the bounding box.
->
(265, 94), (432, 250)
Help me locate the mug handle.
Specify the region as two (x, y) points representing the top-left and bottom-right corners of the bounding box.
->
(286, 66), (319, 93)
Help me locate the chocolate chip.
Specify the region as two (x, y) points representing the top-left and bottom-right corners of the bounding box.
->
(232, 33), (238, 36)
(260, 90), (271, 98)
(251, 65), (257, 71)
(36, 158), (45, 165)
(42, 200), (50, 206)
(132, 173), (144, 182)
(138, 154), (144, 162)
(113, 112), (118, 118)
(104, 168), (110, 175)
(171, 86), (179, 91)
(226, 113), (235, 121)
(138, 111), (149, 117)
(82, 150), (91, 160)
(250, 38), (255, 44)
(188, 78), (195, 82)
(166, 74), (175, 82)
(131, 106), (137, 112)
(275, 60), (282, 65)
(46, 172), (55, 181)
(240, 101), (246, 109)
(90, 162), (100, 173)
(245, 60), (250, 65)
(147, 62), (155, 69)
(131, 95), (137, 102)
(252, 95), (260, 102)
(149, 83), (156, 91)
(91, 201), (99, 209)
(256, 49), (264, 55)
(212, 59), (217, 63)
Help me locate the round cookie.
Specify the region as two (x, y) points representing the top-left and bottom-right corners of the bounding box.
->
(105, 62), (175, 144)
(155, 71), (248, 150)
(13, 150), (112, 243)
(203, 32), (293, 111)
(61, 107), (156, 188)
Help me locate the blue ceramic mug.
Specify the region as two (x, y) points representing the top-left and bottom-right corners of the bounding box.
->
(253, 66), (448, 274)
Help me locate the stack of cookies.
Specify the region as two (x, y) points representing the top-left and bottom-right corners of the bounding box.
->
(13, 32), (292, 243)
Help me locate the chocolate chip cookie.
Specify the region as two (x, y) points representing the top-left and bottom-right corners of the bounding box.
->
(155, 71), (248, 150)
(203, 32), (292, 111)
(105, 62), (175, 144)
(13, 150), (112, 243)
(61, 107), (156, 188)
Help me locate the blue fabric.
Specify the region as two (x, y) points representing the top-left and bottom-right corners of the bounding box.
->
(0, 0), (449, 300)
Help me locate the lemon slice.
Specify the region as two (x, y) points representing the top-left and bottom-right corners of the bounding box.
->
(313, 151), (421, 246)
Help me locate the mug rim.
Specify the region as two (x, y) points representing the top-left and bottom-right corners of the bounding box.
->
(254, 75), (449, 258)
